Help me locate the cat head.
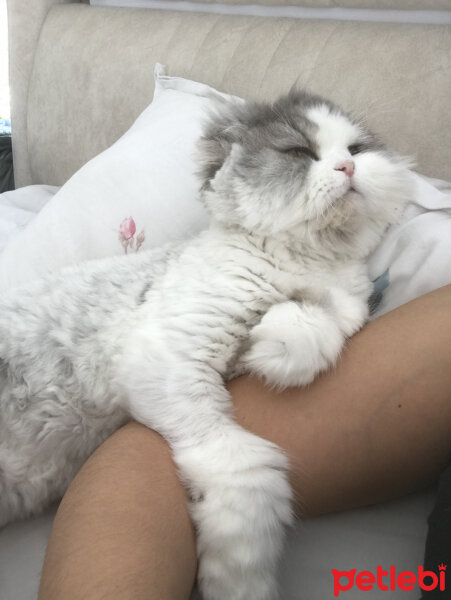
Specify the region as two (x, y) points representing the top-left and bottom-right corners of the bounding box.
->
(197, 90), (413, 254)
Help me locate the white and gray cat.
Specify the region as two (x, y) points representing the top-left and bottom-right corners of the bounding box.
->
(0, 90), (412, 600)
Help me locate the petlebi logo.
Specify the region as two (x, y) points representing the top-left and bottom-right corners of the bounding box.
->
(332, 563), (447, 597)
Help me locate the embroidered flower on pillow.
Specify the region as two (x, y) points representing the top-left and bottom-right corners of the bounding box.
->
(118, 217), (145, 254)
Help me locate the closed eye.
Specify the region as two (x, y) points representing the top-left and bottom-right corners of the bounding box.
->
(282, 146), (318, 161)
(348, 143), (365, 156)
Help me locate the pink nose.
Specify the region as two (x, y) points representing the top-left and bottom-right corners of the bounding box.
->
(334, 160), (355, 178)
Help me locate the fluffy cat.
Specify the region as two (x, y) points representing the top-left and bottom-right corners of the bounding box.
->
(0, 90), (413, 600)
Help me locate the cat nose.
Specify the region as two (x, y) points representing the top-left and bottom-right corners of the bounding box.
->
(334, 160), (355, 177)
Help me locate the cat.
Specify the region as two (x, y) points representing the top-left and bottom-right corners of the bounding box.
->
(0, 89), (413, 600)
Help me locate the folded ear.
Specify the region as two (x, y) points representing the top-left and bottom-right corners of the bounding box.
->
(196, 101), (245, 192)
(196, 134), (233, 192)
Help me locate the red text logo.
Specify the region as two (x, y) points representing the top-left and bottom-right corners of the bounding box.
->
(332, 564), (447, 597)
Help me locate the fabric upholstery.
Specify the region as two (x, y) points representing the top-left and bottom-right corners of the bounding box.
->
(6, 0), (83, 188)
(165, 0), (451, 9)
(24, 4), (451, 185)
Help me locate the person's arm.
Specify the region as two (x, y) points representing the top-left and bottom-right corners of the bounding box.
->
(39, 284), (451, 600)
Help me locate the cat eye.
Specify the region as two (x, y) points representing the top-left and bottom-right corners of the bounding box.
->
(282, 146), (318, 161)
(348, 143), (365, 156)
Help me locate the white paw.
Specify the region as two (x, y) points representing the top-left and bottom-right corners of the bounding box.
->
(193, 461), (292, 600)
(197, 536), (281, 600)
(244, 301), (344, 388)
(177, 433), (293, 600)
(327, 287), (369, 337)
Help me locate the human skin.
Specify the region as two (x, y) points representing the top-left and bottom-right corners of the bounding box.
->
(38, 284), (451, 600)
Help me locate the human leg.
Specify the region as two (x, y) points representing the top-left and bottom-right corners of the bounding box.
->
(38, 284), (451, 600)
(231, 283), (451, 515)
(38, 422), (197, 600)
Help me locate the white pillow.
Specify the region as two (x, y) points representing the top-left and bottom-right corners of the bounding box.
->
(0, 185), (59, 254)
(367, 174), (451, 318)
(0, 65), (242, 288)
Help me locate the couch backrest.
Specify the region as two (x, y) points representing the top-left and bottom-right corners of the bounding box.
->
(7, 1), (451, 186)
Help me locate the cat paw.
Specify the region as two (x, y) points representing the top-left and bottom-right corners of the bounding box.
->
(198, 558), (279, 600)
(327, 287), (369, 337)
(244, 301), (344, 388)
(180, 433), (292, 600)
(194, 470), (290, 600)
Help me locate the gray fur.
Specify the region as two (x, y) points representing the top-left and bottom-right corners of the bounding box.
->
(197, 89), (383, 206)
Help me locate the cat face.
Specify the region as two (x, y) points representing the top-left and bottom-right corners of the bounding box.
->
(198, 90), (412, 241)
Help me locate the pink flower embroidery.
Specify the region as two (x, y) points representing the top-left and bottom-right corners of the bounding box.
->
(118, 217), (145, 254)
(119, 217), (136, 240)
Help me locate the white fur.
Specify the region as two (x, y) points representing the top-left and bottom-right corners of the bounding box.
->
(0, 102), (413, 600)
(243, 301), (344, 388)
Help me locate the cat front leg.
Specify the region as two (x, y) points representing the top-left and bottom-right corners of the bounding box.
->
(121, 363), (293, 600)
(177, 426), (292, 600)
(243, 300), (345, 389)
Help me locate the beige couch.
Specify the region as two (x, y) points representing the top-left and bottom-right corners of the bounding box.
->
(2, 1), (450, 598)
(7, 0), (451, 188)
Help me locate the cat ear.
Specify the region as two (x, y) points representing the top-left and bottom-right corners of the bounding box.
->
(196, 134), (233, 192)
(196, 102), (244, 192)
(198, 142), (243, 222)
